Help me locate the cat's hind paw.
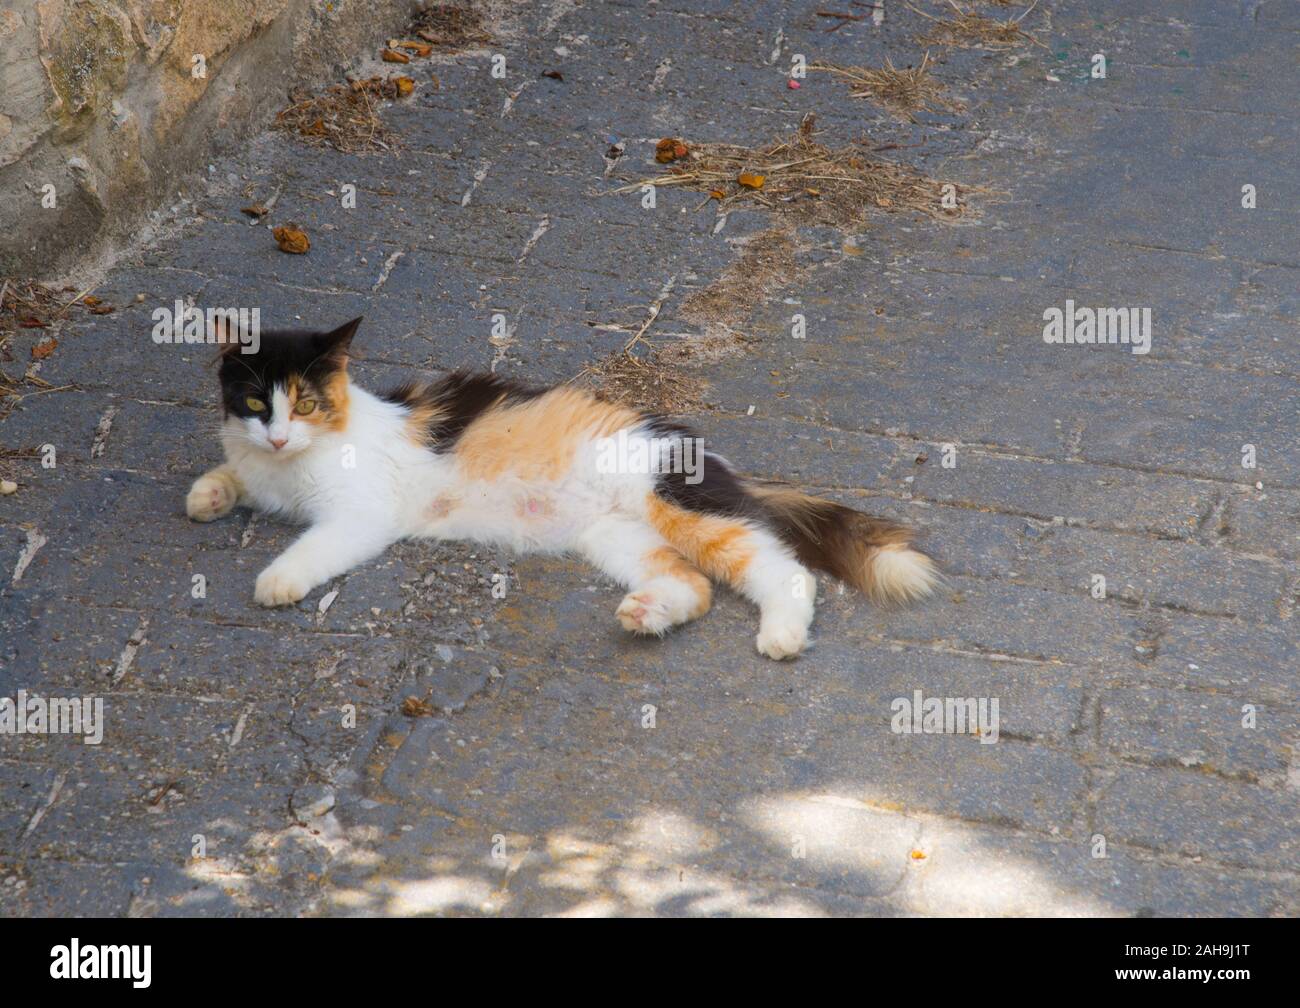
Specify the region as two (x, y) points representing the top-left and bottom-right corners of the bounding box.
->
(186, 471), (237, 522)
(254, 564), (311, 607)
(756, 616), (810, 660)
(616, 591), (674, 636)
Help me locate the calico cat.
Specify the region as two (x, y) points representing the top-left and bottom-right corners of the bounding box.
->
(187, 317), (936, 659)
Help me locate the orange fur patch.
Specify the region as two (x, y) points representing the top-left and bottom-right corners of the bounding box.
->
(644, 545), (713, 618)
(286, 370), (350, 432)
(645, 495), (756, 585)
(399, 385), (447, 446)
(455, 387), (639, 481)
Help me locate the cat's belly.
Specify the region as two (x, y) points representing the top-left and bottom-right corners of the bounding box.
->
(412, 479), (589, 552)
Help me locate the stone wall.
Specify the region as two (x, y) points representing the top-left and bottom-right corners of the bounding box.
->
(0, 0), (415, 276)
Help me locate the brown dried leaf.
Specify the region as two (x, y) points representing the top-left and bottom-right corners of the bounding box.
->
(31, 337), (57, 360)
(241, 203), (269, 218)
(738, 172), (766, 189)
(401, 696), (434, 717)
(381, 47), (411, 64)
(272, 225), (311, 254)
(82, 295), (102, 306)
(89, 304), (115, 315)
(393, 38), (434, 57)
(655, 137), (690, 163)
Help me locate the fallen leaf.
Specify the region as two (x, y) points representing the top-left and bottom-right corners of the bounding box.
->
(542, 69), (564, 81)
(381, 47), (410, 64)
(241, 203), (270, 218)
(82, 295), (101, 306)
(272, 225), (311, 254)
(910, 849), (927, 860)
(17, 317), (47, 329)
(738, 172), (766, 189)
(709, 188), (725, 199)
(395, 76), (415, 96)
(401, 696), (434, 717)
(392, 38), (433, 57)
(89, 304), (115, 315)
(31, 337), (58, 360)
(655, 137), (689, 163)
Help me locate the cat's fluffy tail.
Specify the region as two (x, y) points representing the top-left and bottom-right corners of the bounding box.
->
(748, 484), (938, 604)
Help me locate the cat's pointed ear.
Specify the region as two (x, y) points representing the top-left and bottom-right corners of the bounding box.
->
(320, 316), (362, 356)
(209, 309), (244, 354)
(208, 310), (249, 366)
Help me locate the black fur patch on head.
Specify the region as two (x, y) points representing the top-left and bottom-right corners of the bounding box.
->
(381, 370), (544, 450)
(218, 317), (360, 421)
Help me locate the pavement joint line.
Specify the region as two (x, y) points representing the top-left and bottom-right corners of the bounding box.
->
(729, 409), (1300, 493)
(756, 480), (1296, 566)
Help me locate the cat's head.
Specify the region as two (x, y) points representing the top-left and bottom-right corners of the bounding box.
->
(216, 316), (361, 455)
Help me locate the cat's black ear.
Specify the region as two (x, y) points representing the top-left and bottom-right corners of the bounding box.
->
(320, 316), (362, 355)
(209, 310), (244, 354)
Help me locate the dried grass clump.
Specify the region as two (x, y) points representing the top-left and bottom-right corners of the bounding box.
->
(410, 4), (493, 48)
(613, 124), (981, 227)
(274, 77), (411, 153)
(810, 53), (965, 122)
(911, 1), (1045, 51)
(580, 349), (707, 415)
(681, 229), (805, 330)
(0, 279), (75, 422)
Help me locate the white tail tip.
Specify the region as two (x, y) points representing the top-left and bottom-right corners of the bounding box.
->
(867, 544), (938, 604)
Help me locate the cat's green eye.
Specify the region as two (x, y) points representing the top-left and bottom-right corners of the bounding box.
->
(293, 398), (317, 416)
(245, 395), (266, 412)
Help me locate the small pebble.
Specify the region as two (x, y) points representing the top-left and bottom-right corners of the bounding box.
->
(0, 480), (16, 495)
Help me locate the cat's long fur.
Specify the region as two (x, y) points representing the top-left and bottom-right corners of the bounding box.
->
(187, 317), (936, 659)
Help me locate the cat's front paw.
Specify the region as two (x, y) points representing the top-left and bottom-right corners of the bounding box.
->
(186, 472), (236, 522)
(254, 564), (312, 607)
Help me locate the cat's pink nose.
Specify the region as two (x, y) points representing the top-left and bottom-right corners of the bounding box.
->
(270, 437), (288, 450)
